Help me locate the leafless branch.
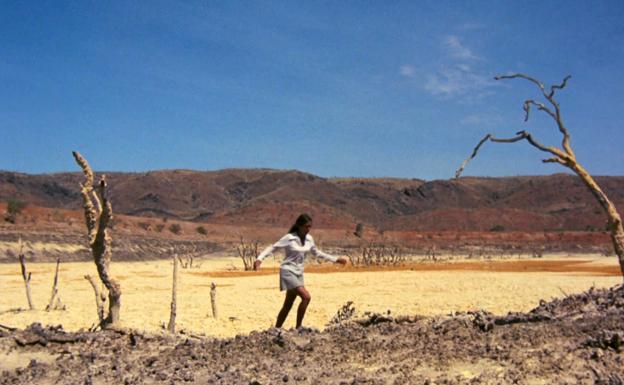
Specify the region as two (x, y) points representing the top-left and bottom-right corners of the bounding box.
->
(455, 134), (491, 179)
(236, 235), (259, 271)
(549, 75), (571, 97)
(523, 100), (556, 121)
(494, 74), (575, 158)
(84, 274), (105, 322)
(72, 151), (93, 187)
(72, 151), (98, 241)
(91, 190), (102, 215)
(495, 73), (545, 92)
(543, 157), (567, 166)
(455, 130), (571, 178)
(456, 132), (527, 179)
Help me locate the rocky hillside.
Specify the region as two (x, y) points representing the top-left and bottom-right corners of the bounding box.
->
(1, 169), (623, 232)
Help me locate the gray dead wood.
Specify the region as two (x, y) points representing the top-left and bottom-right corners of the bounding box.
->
(167, 255), (179, 333)
(236, 236), (259, 271)
(45, 257), (66, 311)
(210, 282), (218, 319)
(18, 238), (35, 310)
(0, 323), (17, 331)
(0, 308), (25, 316)
(84, 274), (106, 323)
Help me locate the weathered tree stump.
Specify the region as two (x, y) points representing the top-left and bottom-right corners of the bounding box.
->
(18, 238), (35, 310)
(210, 282), (218, 319)
(46, 257), (66, 311)
(167, 255), (179, 333)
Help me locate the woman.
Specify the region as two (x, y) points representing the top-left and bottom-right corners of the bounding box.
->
(254, 213), (347, 329)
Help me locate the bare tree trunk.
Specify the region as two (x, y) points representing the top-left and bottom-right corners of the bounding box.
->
(84, 274), (105, 322)
(19, 252), (34, 310)
(167, 255), (179, 333)
(210, 282), (218, 319)
(45, 257), (65, 311)
(93, 204), (121, 325)
(73, 151), (121, 327)
(570, 164), (624, 277)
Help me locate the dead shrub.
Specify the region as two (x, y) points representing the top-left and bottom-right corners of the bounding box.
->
(236, 236), (259, 271)
(346, 241), (406, 267)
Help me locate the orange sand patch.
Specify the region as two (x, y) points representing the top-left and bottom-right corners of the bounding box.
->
(190, 259), (621, 277)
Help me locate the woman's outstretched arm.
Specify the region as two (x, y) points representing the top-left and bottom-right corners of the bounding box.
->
(309, 236), (347, 264)
(254, 234), (290, 270)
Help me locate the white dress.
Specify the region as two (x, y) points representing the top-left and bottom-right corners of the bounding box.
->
(256, 233), (337, 290)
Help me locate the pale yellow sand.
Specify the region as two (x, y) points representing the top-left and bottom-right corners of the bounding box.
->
(0, 255), (621, 338)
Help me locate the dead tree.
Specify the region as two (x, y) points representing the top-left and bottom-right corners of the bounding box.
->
(167, 255), (179, 333)
(177, 254), (194, 269)
(73, 151), (121, 326)
(45, 257), (66, 311)
(236, 236), (259, 271)
(456, 74), (624, 279)
(174, 242), (201, 269)
(17, 238), (35, 310)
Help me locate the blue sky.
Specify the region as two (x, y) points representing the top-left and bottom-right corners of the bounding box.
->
(2, 1), (623, 180)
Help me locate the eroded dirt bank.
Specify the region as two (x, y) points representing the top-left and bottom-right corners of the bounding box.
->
(1, 285), (623, 385)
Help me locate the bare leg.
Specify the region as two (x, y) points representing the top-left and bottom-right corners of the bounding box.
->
(276, 289), (297, 328)
(295, 286), (311, 329)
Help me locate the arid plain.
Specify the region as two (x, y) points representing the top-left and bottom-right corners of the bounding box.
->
(1, 252), (620, 338)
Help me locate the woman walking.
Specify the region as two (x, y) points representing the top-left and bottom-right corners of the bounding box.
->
(254, 213), (347, 329)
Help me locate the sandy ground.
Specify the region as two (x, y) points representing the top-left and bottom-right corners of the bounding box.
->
(0, 254), (621, 338)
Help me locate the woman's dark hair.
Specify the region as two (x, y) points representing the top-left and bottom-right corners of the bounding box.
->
(289, 213), (312, 234)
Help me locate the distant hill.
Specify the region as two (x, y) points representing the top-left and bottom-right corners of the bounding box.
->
(1, 169), (623, 232)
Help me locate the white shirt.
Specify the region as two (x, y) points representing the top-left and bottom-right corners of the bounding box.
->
(256, 233), (337, 274)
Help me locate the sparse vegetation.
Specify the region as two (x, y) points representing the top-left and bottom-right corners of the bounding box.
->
(172, 243), (202, 269)
(195, 225), (207, 235)
(346, 241), (406, 267)
(490, 224), (505, 232)
(137, 222), (151, 231)
(168, 223), (182, 235)
(236, 236), (259, 271)
(5, 199), (26, 224)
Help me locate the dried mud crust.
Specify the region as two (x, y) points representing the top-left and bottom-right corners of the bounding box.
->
(1, 286), (623, 385)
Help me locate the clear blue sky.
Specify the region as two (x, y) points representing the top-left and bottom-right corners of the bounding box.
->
(2, 1), (623, 180)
